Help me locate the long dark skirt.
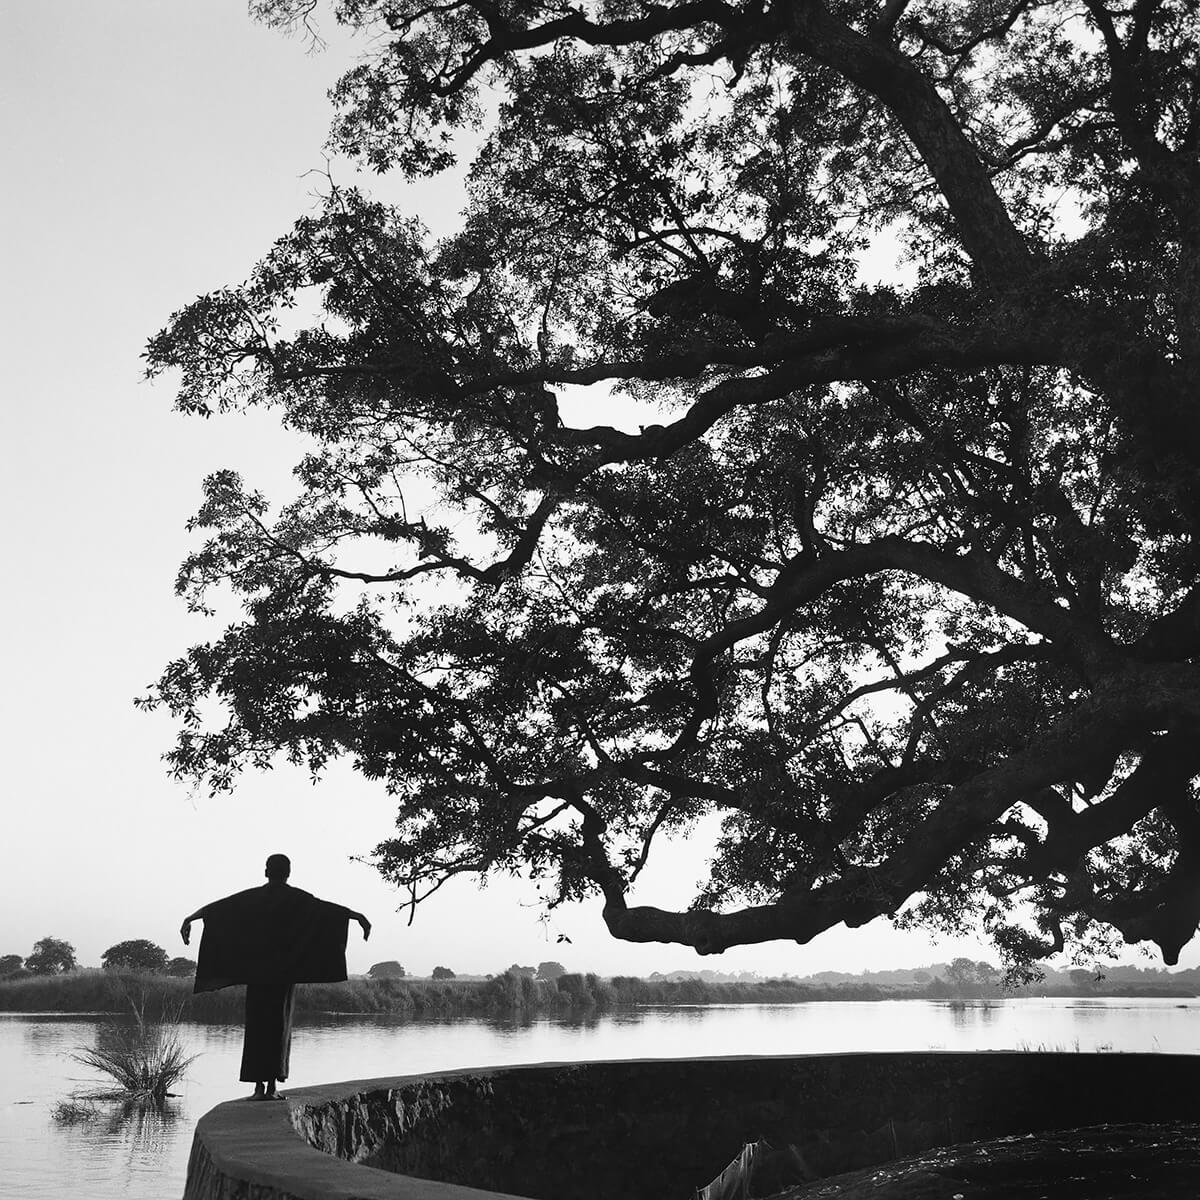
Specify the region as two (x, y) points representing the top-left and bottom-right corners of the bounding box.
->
(239, 981), (296, 1083)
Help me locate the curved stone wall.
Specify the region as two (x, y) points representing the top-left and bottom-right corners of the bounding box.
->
(183, 1052), (1200, 1200)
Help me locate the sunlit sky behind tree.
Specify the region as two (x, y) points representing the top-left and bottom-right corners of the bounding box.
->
(4, 1), (1184, 978)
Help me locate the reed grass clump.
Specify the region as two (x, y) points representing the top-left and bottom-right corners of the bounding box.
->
(70, 993), (198, 1104)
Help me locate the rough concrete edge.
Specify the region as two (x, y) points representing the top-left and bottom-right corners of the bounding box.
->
(185, 1051), (1182, 1200)
(186, 1054), (837, 1200)
(188, 1077), (533, 1200)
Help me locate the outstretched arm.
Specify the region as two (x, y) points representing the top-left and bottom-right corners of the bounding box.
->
(179, 907), (206, 945)
(348, 911), (371, 941)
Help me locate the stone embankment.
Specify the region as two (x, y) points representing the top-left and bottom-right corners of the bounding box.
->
(183, 1052), (1200, 1200)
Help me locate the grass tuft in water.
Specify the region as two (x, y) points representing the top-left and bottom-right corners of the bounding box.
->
(51, 1097), (100, 1124)
(69, 989), (198, 1104)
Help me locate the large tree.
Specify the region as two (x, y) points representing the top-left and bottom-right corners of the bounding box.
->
(368, 959), (408, 978)
(26, 937), (77, 976)
(101, 939), (170, 973)
(144, 1), (1200, 975)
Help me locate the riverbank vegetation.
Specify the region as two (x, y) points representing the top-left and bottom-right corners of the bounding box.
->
(1, 966), (1194, 1018)
(52, 991), (198, 1131)
(70, 1000), (196, 1103)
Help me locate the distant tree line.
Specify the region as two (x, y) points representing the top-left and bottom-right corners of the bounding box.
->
(1, 960), (1195, 1017)
(4, 937), (1197, 1006)
(0, 936), (196, 980)
(1, 937), (78, 978)
(503, 962), (567, 981)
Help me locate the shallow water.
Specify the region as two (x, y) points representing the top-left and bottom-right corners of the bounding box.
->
(2, 997), (1198, 1200)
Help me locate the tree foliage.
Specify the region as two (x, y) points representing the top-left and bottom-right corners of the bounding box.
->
(166, 956), (198, 978)
(537, 960), (567, 981)
(26, 937), (77, 976)
(943, 955), (1001, 992)
(101, 939), (170, 972)
(144, 0), (1200, 973)
(368, 959), (407, 978)
(432, 964), (457, 979)
(0, 954), (23, 978)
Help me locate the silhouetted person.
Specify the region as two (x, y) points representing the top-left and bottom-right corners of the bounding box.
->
(180, 853), (370, 1100)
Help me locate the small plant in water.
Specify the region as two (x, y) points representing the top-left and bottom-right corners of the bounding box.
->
(69, 989), (198, 1105)
(51, 1097), (100, 1124)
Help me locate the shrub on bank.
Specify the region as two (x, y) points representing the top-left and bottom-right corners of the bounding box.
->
(292, 975), (492, 1016)
(0, 969), (186, 1013)
(479, 970), (551, 1011)
(556, 972), (616, 1007)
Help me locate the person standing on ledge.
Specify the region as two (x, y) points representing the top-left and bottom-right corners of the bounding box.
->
(180, 853), (371, 1100)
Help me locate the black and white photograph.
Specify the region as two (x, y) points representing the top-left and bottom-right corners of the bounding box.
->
(3, 1), (1200, 1196)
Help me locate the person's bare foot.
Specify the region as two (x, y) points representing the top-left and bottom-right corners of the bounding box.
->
(248, 1083), (267, 1101)
(266, 1092), (286, 1100)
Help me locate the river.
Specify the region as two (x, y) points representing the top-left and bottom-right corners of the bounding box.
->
(2, 997), (1197, 1200)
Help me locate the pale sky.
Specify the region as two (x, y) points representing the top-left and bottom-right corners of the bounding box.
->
(2, 2), (1179, 980)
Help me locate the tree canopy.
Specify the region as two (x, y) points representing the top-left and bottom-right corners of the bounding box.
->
(943, 955), (1001, 993)
(26, 937), (77, 976)
(101, 939), (170, 972)
(144, 0), (1200, 975)
(368, 959), (408, 978)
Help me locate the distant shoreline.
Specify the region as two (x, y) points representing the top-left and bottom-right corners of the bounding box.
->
(0, 970), (1193, 1018)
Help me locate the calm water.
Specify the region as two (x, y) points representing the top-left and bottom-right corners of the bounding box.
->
(2, 997), (1198, 1200)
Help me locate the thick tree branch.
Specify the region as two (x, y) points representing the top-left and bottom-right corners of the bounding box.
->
(689, 536), (1112, 687)
(424, 0), (746, 97)
(603, 696), (1156, 953)
(870, 0), (912, 42)
(784, 1), (1038, 283)
(1026, 732), (1191, 874)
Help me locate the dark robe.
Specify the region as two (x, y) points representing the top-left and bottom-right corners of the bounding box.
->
(193, 883), (351, 994)
(239, 981), (297, 1083)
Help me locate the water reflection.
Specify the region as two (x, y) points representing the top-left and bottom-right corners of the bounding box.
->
(44, 1095), (187, 1199)
(639, 1004), (711, 1022)
(22, 1018), (99, 1057)
(945, 1001), (999, 1028)
(53, 1095), (182, 1144)
(2, 1012), (107, 1024)
(605, 1009), (648, 1027)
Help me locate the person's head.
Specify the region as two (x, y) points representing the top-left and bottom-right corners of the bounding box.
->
(264, 853), (291, 882)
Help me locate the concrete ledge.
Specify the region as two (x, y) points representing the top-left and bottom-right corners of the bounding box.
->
(183, 1069), (530, 1200)
(183, 1052), (1200, 1200)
